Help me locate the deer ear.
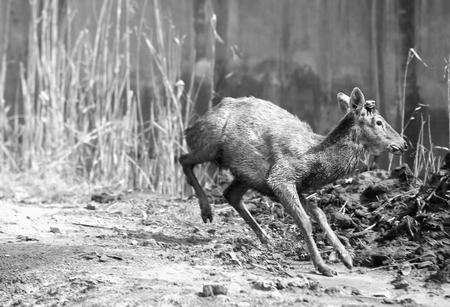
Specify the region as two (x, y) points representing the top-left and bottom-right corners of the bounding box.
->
(349, 87), (365, 111)
(337, 92), (350, 113)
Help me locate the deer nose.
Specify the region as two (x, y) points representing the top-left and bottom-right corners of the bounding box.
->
(403, 141), (408, 151)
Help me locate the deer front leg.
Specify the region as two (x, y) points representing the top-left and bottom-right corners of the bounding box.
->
(269, 181), (337, 276)
(300, 195), (353, 269)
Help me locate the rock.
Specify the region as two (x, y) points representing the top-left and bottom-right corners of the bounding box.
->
(212, 285), (228, 295)
(142, 239), (157, 246)
(202, 285), (214, 297)
(252, 279), (276, 291)
(49, 227), (61, 233)
(351, 288), (361, 295)
(399, 263), (412, 276)
(91, 192), (122, 203)
(275, 278), (288, 290)
(286, 277), (317, 289)
(395, 298), (419, 306)
(98, 254), (109, 262)
(201, 284), (228, 296)
(85, 204), (96, 210)
(324, 286), (342, 295)
(130, 240), (138, 246)
(382, 298), (395, 304)
(328, 251), (339, 263)
(391, 276), (409, 290)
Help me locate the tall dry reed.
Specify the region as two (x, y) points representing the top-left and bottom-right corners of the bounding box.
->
(0, 0), (203, 194)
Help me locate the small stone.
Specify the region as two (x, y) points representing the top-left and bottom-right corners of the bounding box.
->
(98, 254), (108, 262)
(202, 285), (214, 297)
(399, 263), (412, 276)
(142, 239), (157, 246)
(391, 277), (409, 290)
(275, 278), (288, 290)
(85, 204), (96, 210)
(324, 286), (342, 295)
(252, 279), (276, 291)
(130, 240), (138, 246)
(328, 251), (339, 263)
(49, 227), (61, 233)
(351, 289), (361, 296)
(47, 288), (58, 296)
(202, 284), (227, 296)
(211, 285), (228, 295)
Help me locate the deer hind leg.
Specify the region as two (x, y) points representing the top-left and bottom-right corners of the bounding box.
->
(269, 181), (337, 276)
(301, 195), (353, 269)
(179, 151), (215, 223)
(223, 179), (270, 244)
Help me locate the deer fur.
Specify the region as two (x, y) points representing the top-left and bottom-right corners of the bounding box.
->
(179, 87), (407, 276)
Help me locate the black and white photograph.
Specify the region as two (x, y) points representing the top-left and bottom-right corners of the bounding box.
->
(0, 0), (449, 306)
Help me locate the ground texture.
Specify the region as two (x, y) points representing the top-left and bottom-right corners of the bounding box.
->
(0, 168), (449, 306)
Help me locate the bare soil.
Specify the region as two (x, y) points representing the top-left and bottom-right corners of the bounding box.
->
(1, 171), (450, 306)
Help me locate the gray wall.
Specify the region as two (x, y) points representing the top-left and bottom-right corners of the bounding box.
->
(1, 0), (450, 152)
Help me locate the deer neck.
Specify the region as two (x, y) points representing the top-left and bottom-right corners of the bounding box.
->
(295, 113), (365, 189)
(321, 113), (365, 168)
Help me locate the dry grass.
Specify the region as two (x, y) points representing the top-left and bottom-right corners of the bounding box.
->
(398, 48), (444, 181)
(0, 0), (211, 195)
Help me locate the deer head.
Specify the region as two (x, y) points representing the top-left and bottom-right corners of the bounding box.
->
(337, 87), (408, 155)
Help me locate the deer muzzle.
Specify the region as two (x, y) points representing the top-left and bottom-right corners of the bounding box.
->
(389, 141), (408, 154)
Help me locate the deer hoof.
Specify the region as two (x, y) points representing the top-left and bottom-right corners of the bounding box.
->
(201, 212), (213, 223)
(318, 265), (337, 277)
(340, 254), (353, 270)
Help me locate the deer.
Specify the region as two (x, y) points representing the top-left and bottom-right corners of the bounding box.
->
(179, 87), (407, 276)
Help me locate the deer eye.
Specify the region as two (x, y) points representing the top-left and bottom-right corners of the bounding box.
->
(376, 120), (383, 126)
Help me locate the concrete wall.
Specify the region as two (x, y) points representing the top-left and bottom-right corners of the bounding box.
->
(1, 0), (449, 149)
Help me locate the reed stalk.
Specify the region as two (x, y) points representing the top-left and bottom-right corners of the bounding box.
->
(0, 0), (199, 194)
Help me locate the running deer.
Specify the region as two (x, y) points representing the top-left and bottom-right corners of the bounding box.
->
(179, 87), (407, 276)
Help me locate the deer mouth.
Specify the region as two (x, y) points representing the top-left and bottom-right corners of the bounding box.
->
(389, 144), (404, 154)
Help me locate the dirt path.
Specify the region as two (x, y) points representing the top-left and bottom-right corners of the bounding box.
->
(1, 194), (449, 306)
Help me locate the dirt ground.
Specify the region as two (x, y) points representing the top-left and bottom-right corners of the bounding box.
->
(1, 170), (450, 306)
